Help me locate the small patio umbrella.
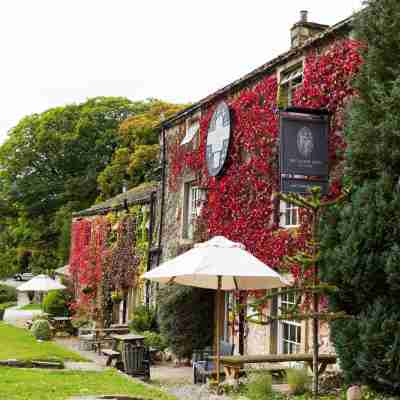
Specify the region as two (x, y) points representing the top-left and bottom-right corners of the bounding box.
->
(143, 236), (287, 384)
(17, 274), (66, 292)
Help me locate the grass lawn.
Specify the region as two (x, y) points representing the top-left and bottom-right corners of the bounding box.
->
(18, 303), (42, 311)
(0, 368), (176, 400)
(0, 322), (86, 362)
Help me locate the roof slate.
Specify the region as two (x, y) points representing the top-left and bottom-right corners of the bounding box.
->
(73, 182), (158, 218)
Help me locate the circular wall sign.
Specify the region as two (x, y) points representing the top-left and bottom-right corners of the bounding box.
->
(206, 102), (231, 176)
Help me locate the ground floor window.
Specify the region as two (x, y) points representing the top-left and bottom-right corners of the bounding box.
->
(278, 292), (301, 354)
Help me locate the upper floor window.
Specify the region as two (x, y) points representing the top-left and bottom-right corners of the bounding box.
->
(279, 62), (303, 108)
(280, 200), (299, 228)
(180, 120), (200, 148)
(183, 182), (204, 240)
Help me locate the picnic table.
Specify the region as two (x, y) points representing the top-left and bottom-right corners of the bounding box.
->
(219, 353), (337, 382)
(92, 327), (130, 354)
(110, 333), (145, 347)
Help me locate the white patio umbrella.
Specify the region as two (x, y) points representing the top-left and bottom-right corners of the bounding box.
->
(143, 236), (288, 384)
(17, 274), (66, 292)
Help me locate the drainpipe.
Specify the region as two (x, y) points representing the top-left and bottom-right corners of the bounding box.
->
(145, 191), (156, 308)
(157, 124), (167, 266)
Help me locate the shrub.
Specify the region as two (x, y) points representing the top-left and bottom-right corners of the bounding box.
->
(42, 290), (70, 316)
(32, 313), (50, 322)
(158, 284), (214, 360)
(286, 368), (310, 395)
(0, 284), (17, 303)
(142, 330), (167, 351)
(129, 305), (158, 333)
(246, 372), (273, 400)
(0, 302), (16, 320)
(31, 319), (52, 341)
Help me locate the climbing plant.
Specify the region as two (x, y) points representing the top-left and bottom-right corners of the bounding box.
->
(69, 207), (150, 322)
(167, 38), (362, 280)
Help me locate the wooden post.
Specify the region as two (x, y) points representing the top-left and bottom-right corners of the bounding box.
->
(238, 291), (245, 355)
(312, 209), (320, 399)
(216, 276), (222, 386)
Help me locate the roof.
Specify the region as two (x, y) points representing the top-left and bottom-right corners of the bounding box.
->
(73, 182), (158, 218)
(160, 15), (353, 129)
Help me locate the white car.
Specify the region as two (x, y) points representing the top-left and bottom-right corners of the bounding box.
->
(14, 272), (34, 281)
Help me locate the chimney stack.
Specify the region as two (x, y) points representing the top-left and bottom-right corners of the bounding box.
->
(290, 10), (329, 49)
(300, 10), (308, 23)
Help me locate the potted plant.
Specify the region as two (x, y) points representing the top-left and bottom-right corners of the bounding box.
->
(111, 291), (122, 303)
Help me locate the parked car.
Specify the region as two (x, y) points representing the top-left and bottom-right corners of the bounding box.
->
(14, 272), (34, 281)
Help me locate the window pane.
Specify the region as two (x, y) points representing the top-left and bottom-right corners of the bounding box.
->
(290, 325), (296, 342)
(283, 341), (288, 354)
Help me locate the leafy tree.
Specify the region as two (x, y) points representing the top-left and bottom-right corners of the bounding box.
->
(97, 99), (186, 199)
(0, 97), (145, 216)
(320, 1), (400, 393)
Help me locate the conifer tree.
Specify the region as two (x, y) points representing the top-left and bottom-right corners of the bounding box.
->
(320, 0), (400, 393)
(345, 0), (400, 181)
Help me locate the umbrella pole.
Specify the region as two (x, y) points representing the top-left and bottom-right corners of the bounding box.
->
(216, 275), (221, 386)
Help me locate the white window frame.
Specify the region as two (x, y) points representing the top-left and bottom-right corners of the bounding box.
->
(279, 61), (304, 107)
(278, 292), (302, 355)
(181, 120), (200, 146)
(182, 182), (203, 240)
(279, 200), (299, 228)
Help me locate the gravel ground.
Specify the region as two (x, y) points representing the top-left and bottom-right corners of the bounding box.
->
(56, 338), (232, 399)
(164, 384), (231, 400)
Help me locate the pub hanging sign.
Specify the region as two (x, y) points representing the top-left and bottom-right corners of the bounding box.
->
(280, 108), (329, 194)
(206, 101), (231, 177)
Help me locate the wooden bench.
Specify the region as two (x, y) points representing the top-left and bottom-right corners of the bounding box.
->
(220, 353), (337, 382)
(101, 349), (121, 367)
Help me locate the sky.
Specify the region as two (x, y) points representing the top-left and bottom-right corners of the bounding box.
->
(0, 0), (363, 143)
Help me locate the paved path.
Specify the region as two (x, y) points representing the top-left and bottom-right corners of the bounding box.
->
(55, 337), (107, 368)
(3, 305), (43, 328)
(64, 362), (105, 371)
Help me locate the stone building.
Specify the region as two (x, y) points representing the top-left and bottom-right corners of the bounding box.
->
(154, 11), (361, 358)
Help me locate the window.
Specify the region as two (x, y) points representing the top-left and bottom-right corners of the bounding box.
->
(180, 120), (200, 148)
(279, 292), (301, 354)
(280, 201), (299, 228)
(279, 63), (303, 108)
(183, 182), (204, 240)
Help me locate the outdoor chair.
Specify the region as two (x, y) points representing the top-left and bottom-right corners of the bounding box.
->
(192, 340), (234, 384)
(78, 321), (96, 351)
(122, 343), (150, 381)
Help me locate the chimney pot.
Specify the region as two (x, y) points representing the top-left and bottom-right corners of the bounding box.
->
(300, 10), (308, 22)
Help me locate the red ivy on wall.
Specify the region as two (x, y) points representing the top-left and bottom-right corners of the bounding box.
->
(69, 213), (142, 317)
(69, 218), (95, 312)
(168, 39), (362, 279)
